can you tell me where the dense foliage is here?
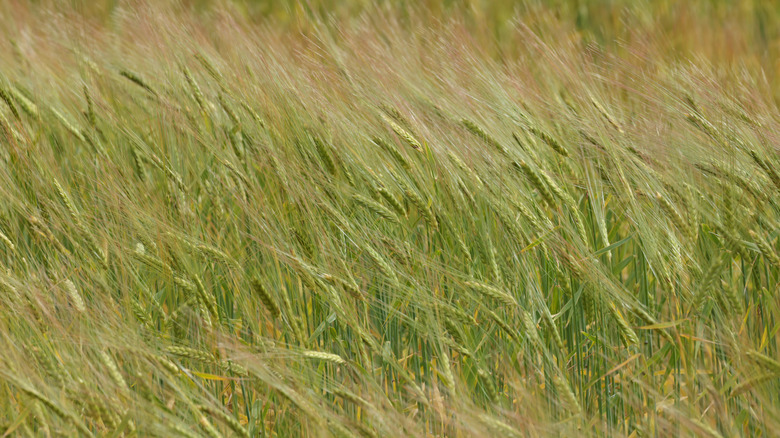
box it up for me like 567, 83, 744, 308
0, 1, 779, 436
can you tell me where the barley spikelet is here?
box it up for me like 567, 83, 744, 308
194, 276, 219, 321
0, 110, 22, 143
250, 278, 281, 318
291, 225, 315, 258
353, 194, 400, 224
686, 112, 721, 143
443, 302, 476, 327
478, 414, 522, 438
323, 273, 362, 300
98, 351, 128, 391
713, 223, 748, 260
457, 178, 478, 210
486, 308, 520, 342
200, 405, 250, 438
746, 350, 780, 375
541, 306, 564, 350
461, 118, 508, 156
332, 388, 371, 408
166, 345, 216, 363
132, 246, 172, 276
120, 69, 157, 96
515, 160, 555, 207
33, 347, 66, 387
629, 304, 674, 343
528, 126, 568, 157
53, 178, 79, 223
83, 85, 97, 127
313, 136, 337, 175
0, 87, 20, 120
131, 145, 147, 181
448, 150, 484, 186
399, 181, 437, 229
521, 312, 543, 349
553, 373, 582, 415
372, 136, 411, 170
444, 317, 468, 348
218, 93, 240, 125
239, 102, 266, 130
8, 379, 94, 438
364, 245, 399, 285
196, 243, 238, 268
465, 281, 517, 307
379, 103, 413, 130
31, 401, 51, 436
537, 167, 569, 203
0, 229, 14, 252
477, 368, 498, 402
289, 255, 321, 291
182, 66, 207, 112
590, 97, 624, 133
198, 414, 223, 438
731, 373, 776, 397
63, 279, 86, 313
303, 350, 346, 365
608, 302, 639, 346
171, 423, 201, 438
173, 275, 196, 292
509, 198, 543, 233
319, 200, 350, 230
491, 202, 525, 245
512, 131, 539, 162
656, 193, 693, 240
720, 284, 744, 316
377, 187, 406, 216
8, 85, 39, 118
749, 150, 780, 191
148, 152, 187, 191
455, 232, 472, 263
485, 240, 503, 284
195, 52, 226, 86
382, 114, 421, 150
750, 230, 780, 266
140, 351, 180, 375
51, 106, 85, 142
131, 299, 153, 327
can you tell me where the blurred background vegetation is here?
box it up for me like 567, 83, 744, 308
31, 0, 780, 99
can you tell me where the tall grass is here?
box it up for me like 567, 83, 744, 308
0, 1, 778, 436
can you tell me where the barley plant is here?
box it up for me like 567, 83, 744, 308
1, 1, 780, 436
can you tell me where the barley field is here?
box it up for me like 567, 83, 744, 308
1, 1, 779, 436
